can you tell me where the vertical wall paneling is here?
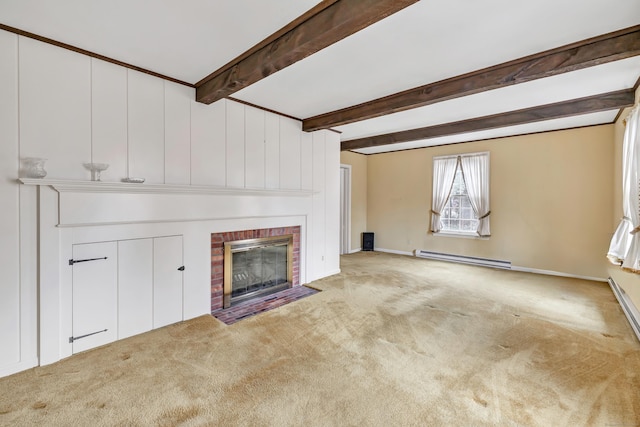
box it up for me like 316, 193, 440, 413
300, 131, 313, 191
279, 117, 302, 189
118, 239, 153, 339
164, 82, 193, 185
311, 132, 326, 280
39, 186, 62, 364
0, 30, 21, 368
226, 100, 245, 188
324, 131, 341, 274
91, 59, 127, 182
265, 111, 280, 189
17, 185, 38, 373
127, 69, 164, 183
19, 36, 91, 180
190, 99, 226, 186
245, 106, 266, 189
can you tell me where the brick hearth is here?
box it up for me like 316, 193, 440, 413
210, 226, 300, 311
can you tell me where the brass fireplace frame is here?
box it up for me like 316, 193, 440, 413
223, 234, 294, 308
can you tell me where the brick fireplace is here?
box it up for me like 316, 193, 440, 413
211, 226, 300, 311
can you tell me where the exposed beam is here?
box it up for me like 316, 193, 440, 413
341, 89, 635, 151
195, 0, 418, 104
307, 25, 640, 132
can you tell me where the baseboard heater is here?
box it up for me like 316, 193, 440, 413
608, 278, 640, 343
415, 250, 511, 270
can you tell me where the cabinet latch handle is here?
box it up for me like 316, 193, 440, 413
177, 266, 185, 271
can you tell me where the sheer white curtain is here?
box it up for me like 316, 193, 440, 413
460, 153, 491, 237
431, 156, 458, 233
607, 105, 639, 265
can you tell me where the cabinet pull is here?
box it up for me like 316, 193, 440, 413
177, 266, 185, 271
69, 257, 108, 266
69, 329, 107, 343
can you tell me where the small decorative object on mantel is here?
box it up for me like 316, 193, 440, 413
121, 177, 145, 184
83, 163, 109, 181
22, 157, 48, 178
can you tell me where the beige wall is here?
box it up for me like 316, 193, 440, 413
608, 85, 640, 310
366, 125, 615, 279
340, 151, 368, 252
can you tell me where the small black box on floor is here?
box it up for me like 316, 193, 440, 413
362, 232, 374, 251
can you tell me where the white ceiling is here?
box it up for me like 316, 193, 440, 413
1, 0, 638, 154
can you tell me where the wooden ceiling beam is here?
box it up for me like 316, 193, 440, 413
307, 25, 640, 132
195, 0, 418, 104
340, 89, 635, 151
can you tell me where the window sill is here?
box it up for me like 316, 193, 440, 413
433, 231, 489, 240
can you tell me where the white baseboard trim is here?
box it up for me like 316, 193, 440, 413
0, 357, 38, 379
608, 277, 640, 343
325, 269, 341, 276
348, 248, 362, 254
511, 265, 607, 282
374, 247, 414, 256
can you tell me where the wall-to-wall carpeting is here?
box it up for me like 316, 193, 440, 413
1, 252, 638, 426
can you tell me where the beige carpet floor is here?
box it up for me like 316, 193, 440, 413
1, 251, 639, 426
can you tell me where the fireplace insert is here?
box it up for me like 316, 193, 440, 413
223, 235, 293, 308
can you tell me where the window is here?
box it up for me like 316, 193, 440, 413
431, 152, 490, 237
441, 167, 478, 233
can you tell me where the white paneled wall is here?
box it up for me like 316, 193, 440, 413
280, 117, 302, 189
324, 132, 342, 274
19, 37, 91, 180
245, 106, 266, 188
311, 132, 327, 279
226, 100, 246, 188
301, 132, 313, 191
91, 59, 128, 182
0, 29, 340, 377
265, 112, 281, 189
0, 31, 24, 371
164, 82, 193, 185
127, 70, 165, 183
191, 100, 226, 186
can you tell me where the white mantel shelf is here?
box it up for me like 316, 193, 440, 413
19, 178, 316, 197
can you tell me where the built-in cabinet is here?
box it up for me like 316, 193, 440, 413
70, 236, 183, 354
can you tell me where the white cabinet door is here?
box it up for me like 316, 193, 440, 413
118, 239, 153, 339
153, 236, 184, 328
71, 242, 117, 354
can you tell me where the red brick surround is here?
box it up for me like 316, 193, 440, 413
211, 226, 301, 311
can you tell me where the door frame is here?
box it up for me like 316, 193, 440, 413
340, 164, 352, 255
